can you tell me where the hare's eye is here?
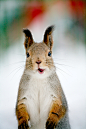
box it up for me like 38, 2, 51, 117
27, 53, 30, 58
48, 51, 51, 57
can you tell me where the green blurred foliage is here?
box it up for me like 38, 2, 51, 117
0, 1, 25, 51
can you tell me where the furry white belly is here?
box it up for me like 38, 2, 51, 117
25, 77, 54, 129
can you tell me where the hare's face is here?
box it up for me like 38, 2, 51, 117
23, 26, 55, 78
25, 43, 55, 78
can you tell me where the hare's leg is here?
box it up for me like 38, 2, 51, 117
16, 102, 30, 129
46, 99, 66, 129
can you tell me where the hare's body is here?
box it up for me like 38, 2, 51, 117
16, 26, 71, 129
18, 72, 70, 129
19, 74, 54, 129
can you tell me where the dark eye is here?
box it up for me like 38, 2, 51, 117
27, 52, 30, 58
48, 51, 52, 57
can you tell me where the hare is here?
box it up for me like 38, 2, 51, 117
16, 26, 71, 129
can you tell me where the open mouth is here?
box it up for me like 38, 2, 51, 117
38, 68, 44, 74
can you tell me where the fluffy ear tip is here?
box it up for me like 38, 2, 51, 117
23, 28, 28, 33
46, 25, 55, 34
49, 25, 55, 30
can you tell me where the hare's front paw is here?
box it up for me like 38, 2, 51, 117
18, 119, 31, 129
18, 121, 29, 129
46, 120, 56, 129
46, 113, 58, 129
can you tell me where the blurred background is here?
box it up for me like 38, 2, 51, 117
0, 0, 86, 129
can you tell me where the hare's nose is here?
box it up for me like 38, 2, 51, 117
36, 61, 41, 64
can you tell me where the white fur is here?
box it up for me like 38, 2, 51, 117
25, 65, 55, 79
22, 74, 56, 129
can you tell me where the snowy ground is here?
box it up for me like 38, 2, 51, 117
0, 15, 86, 129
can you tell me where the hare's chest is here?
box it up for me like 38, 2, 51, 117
26, 78, 53, 127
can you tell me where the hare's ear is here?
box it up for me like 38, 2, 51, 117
43, 25, 54, 51
23, 29, 33, 49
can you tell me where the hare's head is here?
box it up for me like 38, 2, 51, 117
23, 26, 55, 78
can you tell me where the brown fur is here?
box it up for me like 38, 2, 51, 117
46, 99, 66, 129
43, 25, 54, 50
24, 42, 55, 71
16, 103, 29, 126
23, 28, 33, 51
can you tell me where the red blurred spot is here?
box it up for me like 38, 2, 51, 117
69, 0, 85, 17
23, 2, 45, 27
31, 7, 43, 19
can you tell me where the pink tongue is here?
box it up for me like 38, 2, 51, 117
38, 68, 44, 73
